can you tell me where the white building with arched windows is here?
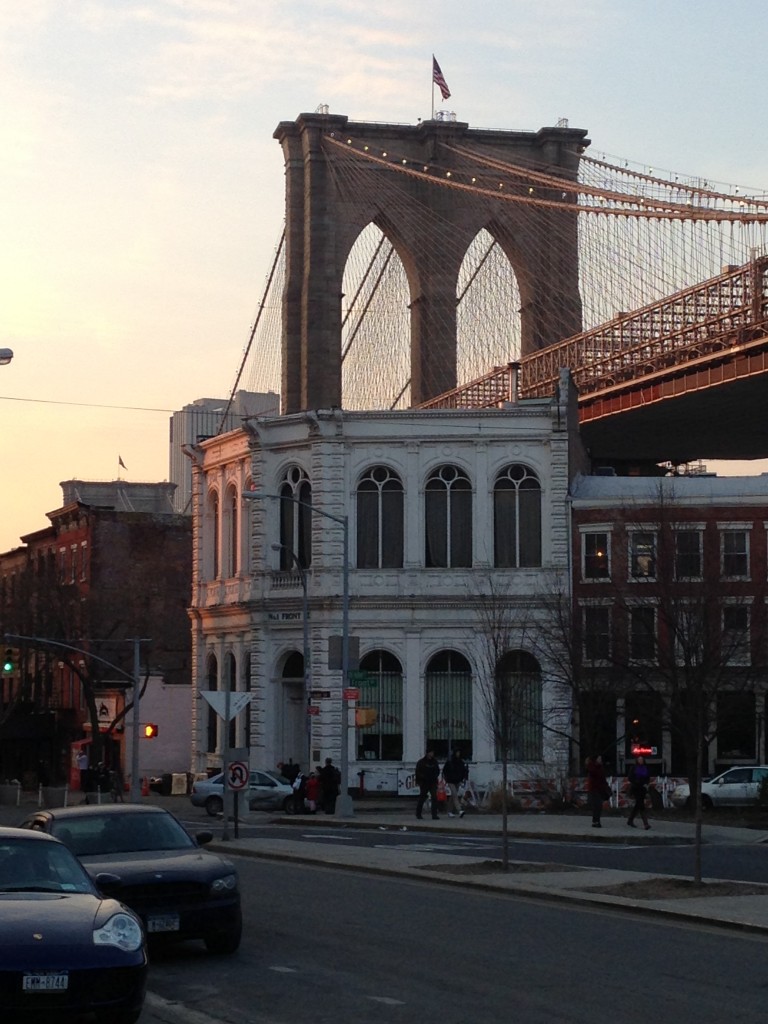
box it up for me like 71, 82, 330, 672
187, 369, 588, 792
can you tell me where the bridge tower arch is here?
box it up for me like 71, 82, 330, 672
274, 112, 589, 412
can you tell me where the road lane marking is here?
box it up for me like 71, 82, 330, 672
269, 966, 299, 973
369, 996, 406, 1005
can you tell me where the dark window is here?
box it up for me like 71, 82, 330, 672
629, 606, 656, 661
356, 467, 404, 569
674, 530, 702, 579
717, 692, 755, 759
206, 655, 218, 754
425, 466, 472, 568
583, 606, 611, 662
493, 465, 541, 568
722, 530, 748, 578
355, 650, 403, 761
425, 650, 472, 758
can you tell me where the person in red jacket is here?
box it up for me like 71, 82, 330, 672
305, 771, 321, 814
585, 755, 609, 828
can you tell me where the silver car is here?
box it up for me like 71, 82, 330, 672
190, 769, 293, 816
670, 766, 768, 810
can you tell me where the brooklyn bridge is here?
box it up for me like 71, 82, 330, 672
225, 111, 768, 467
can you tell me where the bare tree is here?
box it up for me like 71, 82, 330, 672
569, 482, 767, 884
473, 577, 543, 870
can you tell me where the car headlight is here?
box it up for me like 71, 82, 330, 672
93, 913, 144, 952
210, 873, 238, 894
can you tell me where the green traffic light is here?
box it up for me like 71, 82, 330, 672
2, 649, 13, 672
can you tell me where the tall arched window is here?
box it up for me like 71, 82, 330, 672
224, 652, 237, 748
356, 466, 404, 568
223, 486, 239, 578
206, 654, 218, 754
205, 489, 220, 580
279, 467, 312, 569
494, 464, 541, 568
356, 650, 403, 760
425, 650, 472, 758
244, 651, 252, 745
425, 466, 472, 568
495, 650, 542, 761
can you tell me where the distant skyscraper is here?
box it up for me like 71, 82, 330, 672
169, 391, 279, 514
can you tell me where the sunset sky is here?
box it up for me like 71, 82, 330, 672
2, 1, 768, 551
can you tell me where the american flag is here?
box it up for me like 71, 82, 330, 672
432, 56, 451, 101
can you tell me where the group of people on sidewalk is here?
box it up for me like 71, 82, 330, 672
414, 748, 471, 820
280, 758, 341, 815
585, 754, 652, 829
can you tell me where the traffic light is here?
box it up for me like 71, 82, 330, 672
143, 723, 159, 739
2, 649, 14, 673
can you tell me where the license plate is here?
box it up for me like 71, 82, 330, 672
23, 972, 69, 993
147, 913, 180, 933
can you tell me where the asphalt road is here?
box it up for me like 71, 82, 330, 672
175, 811, 768, 884
139, 856, 768, 1024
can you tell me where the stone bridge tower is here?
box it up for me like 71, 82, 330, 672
274, 112, 589, 413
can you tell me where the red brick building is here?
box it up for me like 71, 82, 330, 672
571, 473, 768, 778
0, 481, 191, 787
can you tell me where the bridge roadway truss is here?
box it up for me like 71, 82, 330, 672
419, 257, 768, 464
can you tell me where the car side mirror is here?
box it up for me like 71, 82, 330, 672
195, 831, 213, 846
95, 871, 123, 892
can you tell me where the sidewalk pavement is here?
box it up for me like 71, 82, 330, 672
4, 791, 768, 934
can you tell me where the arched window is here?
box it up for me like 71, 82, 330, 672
495, 650, 542, 761
206, 654, 218, 754
279, 468, 312, 569
204, 489, 220, 580
356, 466, 404, 569
425, 466, 472, 568
244, 651, 252, 745
425, 650, 472, 759
223, 486, 239, 578
224, 652, 237, 748
494, 464, 541, 568
356, 650, 403, 760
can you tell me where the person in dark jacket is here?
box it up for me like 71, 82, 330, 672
415, 750, 441, 820
626, 755, 651, 829
443, 749, 469, 817
319, 758, 341, 814
585, 755, 609, 828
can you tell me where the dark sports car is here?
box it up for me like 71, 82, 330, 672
22, 804, 242, 955
0, 826, 147, 1022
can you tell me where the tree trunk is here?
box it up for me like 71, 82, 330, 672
501, 758, 510, 871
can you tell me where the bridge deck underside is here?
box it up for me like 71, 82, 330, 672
580, 351, 768, 462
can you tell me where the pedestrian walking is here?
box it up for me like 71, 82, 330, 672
415, 749, 441, 820
626, 755, 651, 829
76, 749, 90, 792
585, 754, 610, 828
319, 758, 341, 814
443, 748, 469, 817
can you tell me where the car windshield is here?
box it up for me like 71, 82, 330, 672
0, 838, 94, 893
52, 811, 196, 856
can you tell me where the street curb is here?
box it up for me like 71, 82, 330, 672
210, 842, 768, 937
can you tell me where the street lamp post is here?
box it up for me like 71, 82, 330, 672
272, 543, 310, 764
244, 490, 354, 818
